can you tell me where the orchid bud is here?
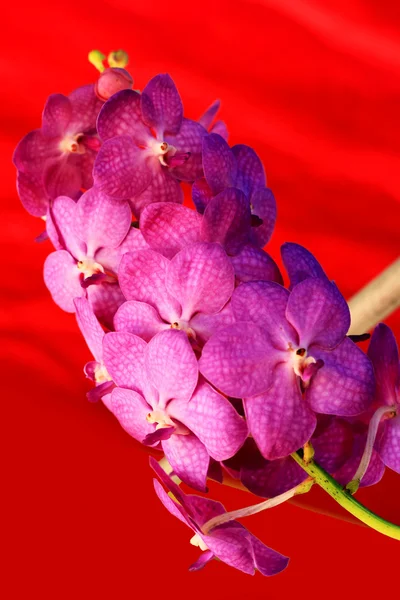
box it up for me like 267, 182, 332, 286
95, 67, 133, 101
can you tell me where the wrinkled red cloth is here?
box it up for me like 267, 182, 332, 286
2, 0, 400, 597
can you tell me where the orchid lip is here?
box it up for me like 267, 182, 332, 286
59, 133, 86, 154
77, 258, 105, 279
287, 344, 316, 378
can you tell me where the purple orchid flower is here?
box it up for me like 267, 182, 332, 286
151, 457, 289, 576
74, 297, 115, 405
367, 323, 400, 473
138, 201, 282, 284
13, 85, 103, 201
192, 133, 277, 248
102, 329, 248, 490
115, 242, 235, 344
44, 187, 147, 326
199, 277, 374, 460
93, 74, 207, 214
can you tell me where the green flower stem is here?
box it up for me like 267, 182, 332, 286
291, 451, 400, 541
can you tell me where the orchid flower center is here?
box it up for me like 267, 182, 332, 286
147, 138, 177, 166
59, 133, 86, 154
94, 362, 112, 384
289, 346, 316, 377
146, 410, 175, 430
189, 533, 209, 552
171, 320, 197, 340
77, 258, 105, 279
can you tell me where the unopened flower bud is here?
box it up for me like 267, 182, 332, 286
95, 67, 134, 101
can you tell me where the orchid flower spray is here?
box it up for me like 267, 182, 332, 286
13, 48, 400, 577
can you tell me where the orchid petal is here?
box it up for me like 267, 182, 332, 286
169, 379, 247, 461
202, 133, 236, 195
68, 84, 103, 133
74, 187, 131, 256
198, 99, 220, 129
43, 157, 83, 200
244, 362, 316, 460
42, 94, 72, 138
286, 278, 350, 349
74, 297, 104, 361
141, 74, 183, 136
93, 135, 152, 198
86, 283, 125, 329
17, 171, 49, 217
201, 525, 255, 575
110, 387, 154, 442
281, 242, 328, 288
166, 242, 235, 320
43, 250, 83, 312
379, 416, 400, 473
131, 166, 183, 218
114, 300, 168, 341
312, 417, 354, 473
232, 144, 266, 196
118, 250, 180, 322
190, 303, 235, 344
368, 323, 400, 406
307, 338, 374, 416
97, 89, 150, 143
201, 187, 251, 255
13, 130, 61, 174
146, 330, 198, 403
199, 322, 276, 398
232, 281, 297, 349
140, 202, 202, 259
249, 187, 277, 247
102, 331, 147, 393
166, 118, 207, 181
192, 177, 213, 213
231, 244, 283, 284
162, 433, 209, 491
153, 479, 191, 527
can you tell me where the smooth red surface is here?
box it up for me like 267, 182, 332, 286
2, 1, 400, 597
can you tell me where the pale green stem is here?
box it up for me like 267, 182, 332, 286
291, 451, 400, 541
201, 478, 313, 534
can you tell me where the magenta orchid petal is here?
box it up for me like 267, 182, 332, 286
140, 203, 202, 259
286, 278, 350, 350
42, 94, 72, 138
93, 135, 152, 198
379, 415, 400, 473
168, 379, 248, 461
210, 120, 229, 140
166, 118, 207, 181
162, 433, 209, 491
249, 187, 277, 247
198, 99, 220, 129
232, 144, 266, 196
199, 322, 276, 398
231, 244, 283, 284
232, 281, 297, 348
17, 171, 49, 217
145, 330, 198, 403
312, 417, 354, 473
95, 228, 149, 273
79, 147, 97, 190
97, 89, 150, 143
74, 297, 104, 362
192, 177, 213, 213
201, 187, 251, 255
141, 74, 183, 136
43, 157, 83, 200
13, 129, 61, 174
188, 551, 215, 572
281, 242, 328, 288
334, 433, 385, 488
86, 283, 125, 329
87, 381, 115, 403
68, 84, 103, 132
102, 331, 147, 393
249, 534, 289, 577
244, 362, 317, 460
143, 426, 175, 446
110, 387, 154, 442
114, 300, 168, 341
190, 304, 235, 344
202, 133, 237, 195
74, 188, 132, 255
131, 166, 183, 217
307, 337, 374, 416
166, 242, 235, 320
43, 250, 84, 312
118, 250, 180, 321
368, 323, 400, 406
153, 479, 191, 529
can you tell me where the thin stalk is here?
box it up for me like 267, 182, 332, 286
202, 478, 313, 534
291, 451, 400, 541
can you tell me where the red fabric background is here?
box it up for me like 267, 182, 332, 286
2, 1, 400, 597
